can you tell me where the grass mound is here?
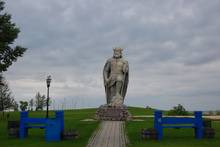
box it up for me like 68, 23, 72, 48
0, 107, 219, 147
0, 108, 99, 147
126, 107, 220, 147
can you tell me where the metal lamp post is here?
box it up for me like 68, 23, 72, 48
46, 75, 51, 118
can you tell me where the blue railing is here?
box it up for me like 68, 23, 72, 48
19, 111, 64, 142
154, 110, 203, 140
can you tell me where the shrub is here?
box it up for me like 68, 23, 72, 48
167, 104, 189, 116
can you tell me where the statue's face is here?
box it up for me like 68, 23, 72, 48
113, 50, 122, 58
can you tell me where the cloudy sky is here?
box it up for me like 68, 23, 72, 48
3, 0, 220, 110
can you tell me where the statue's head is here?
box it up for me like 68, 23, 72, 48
113, 47, 123, 58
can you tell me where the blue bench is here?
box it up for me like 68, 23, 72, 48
154, 110, 203, 140
19, 111, 64, 142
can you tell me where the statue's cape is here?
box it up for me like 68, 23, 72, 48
103, 60, 111, 104
103, 58, 129, 103
122, 70, 129, 100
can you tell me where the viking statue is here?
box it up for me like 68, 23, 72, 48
103, 47, 129, 106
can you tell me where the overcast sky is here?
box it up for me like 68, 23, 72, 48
3, 0, 220, 110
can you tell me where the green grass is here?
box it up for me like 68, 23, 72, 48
1, 107, 220, 147
128, 106, 154, 116
0, 108, 99, 147
126, 107, 220, 147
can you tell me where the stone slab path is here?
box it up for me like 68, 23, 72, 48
87, 121, 128, 147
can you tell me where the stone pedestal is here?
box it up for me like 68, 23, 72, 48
95, 105, 131, 121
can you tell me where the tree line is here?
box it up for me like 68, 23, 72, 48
0, 76, 49, 113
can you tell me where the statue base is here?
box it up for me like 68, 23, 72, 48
95, 104, 131, 121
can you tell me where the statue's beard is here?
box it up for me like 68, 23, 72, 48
113, 54, 122, 58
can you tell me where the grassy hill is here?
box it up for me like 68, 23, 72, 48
127, 107, 220, 147
127, 106, 154, 115
0, 107, 219, 147
0, 108, 98, 147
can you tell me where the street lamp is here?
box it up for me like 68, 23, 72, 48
46, 75, 51, 118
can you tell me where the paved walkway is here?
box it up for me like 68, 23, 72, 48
133, 115, 220, 120
87, 121, 128, 147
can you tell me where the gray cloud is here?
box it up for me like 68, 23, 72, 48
3, 0, 220, 110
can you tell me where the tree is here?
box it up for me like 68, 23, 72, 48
29, 98, 34, 111
12, 101, 18, 111
167, 104, 189, 116
19, 101, 28, 111
0, 75, 14, 116
0, 0, 27, 76
35, 92, 46, 111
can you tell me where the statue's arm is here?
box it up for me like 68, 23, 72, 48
123, 61, 129, 74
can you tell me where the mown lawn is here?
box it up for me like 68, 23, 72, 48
126, 107, 220, 147
0, 107, 219, 147
0, 109, 99, 147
